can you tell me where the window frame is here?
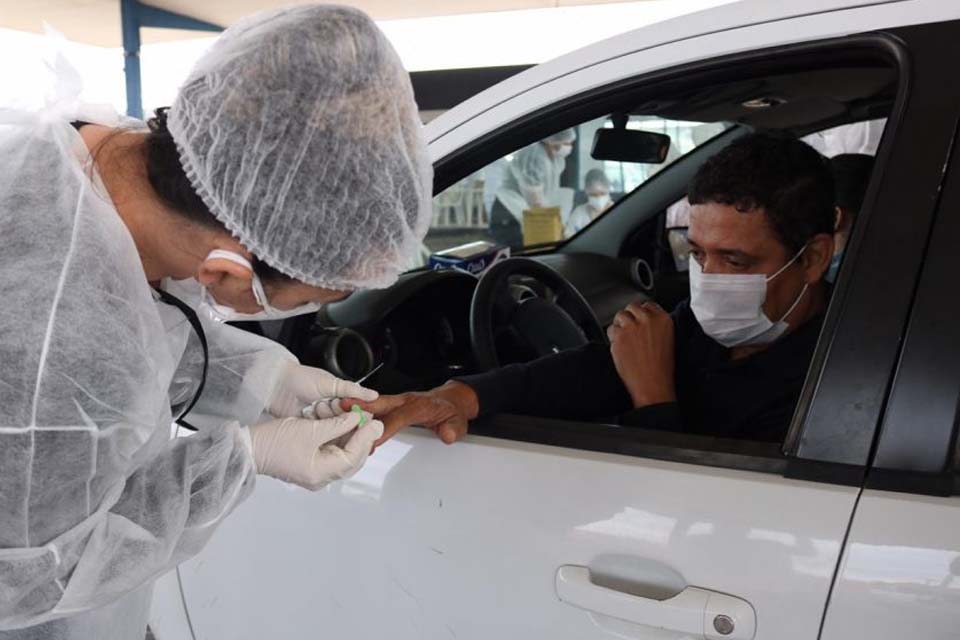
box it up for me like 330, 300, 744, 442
861, 115, 960, 497
784, 20, 960, 477
427, 30, 945, 481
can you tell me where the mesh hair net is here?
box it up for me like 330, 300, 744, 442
584, 168, 610, 189
0, 116, 293, 637
167, 5, 433, 290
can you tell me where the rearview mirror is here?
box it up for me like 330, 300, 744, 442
591, 128, 671, 164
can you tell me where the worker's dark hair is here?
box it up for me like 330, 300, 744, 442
830, 153, 874, 216
144, 107, 291, 282
688, 132, 835, 253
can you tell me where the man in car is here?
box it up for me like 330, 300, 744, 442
353, 133, 837, 445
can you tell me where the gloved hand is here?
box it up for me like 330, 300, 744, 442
268, 361, 378, 419
249, 411, 384, 491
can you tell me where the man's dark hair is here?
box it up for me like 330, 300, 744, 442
688, 132, 835, 253
831, 153, 874, 215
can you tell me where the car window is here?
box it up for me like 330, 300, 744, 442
419, 115, 729, 266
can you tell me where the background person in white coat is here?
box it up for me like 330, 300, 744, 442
490, 128, 576, 247
565, 168, 613, 236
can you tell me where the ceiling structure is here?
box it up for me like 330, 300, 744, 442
0, 0, 643, 46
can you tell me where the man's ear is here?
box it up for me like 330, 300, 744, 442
801, 233, 835, 284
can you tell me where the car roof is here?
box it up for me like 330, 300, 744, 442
424, 0, 942, 145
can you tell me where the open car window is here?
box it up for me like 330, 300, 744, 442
297, 35, 921, 469
418, 115, 730, 266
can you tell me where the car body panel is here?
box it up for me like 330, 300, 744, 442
820, 491, 960, 640
147, 570, 193, 640
179, 431, 858, 639
818, 85, 960, 639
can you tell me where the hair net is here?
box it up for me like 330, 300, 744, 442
584, 168, 610, 190
167, 5, 433, 290
546, 128, 576, 144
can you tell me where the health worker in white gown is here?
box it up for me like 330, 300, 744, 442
0, 5, 432, 639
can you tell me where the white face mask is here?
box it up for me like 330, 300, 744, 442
553, 144, 573, 159
588, 194, 611, 210
199, 250, 324, 323
689, 246, 809, 348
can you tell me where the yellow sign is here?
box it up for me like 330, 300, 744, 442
522, 207, 564, 245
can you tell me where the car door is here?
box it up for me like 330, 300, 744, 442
820, 93, 960, 640
168, 11, 960, 640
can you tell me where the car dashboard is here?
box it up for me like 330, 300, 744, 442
287, 252, 649, 394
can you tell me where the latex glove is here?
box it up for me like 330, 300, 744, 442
249, 412, 384, 491
268, 361, 378, 419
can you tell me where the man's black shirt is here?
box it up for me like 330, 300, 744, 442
457, 301, 823, 442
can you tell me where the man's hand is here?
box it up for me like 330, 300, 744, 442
607, 301, 677, 408
344, 381, 480, 449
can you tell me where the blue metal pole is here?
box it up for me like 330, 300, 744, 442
119, 0, 223, 119
120, 0, 142, 118
137, 4, 223, 31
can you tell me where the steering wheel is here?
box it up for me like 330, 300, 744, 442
470, 257, 606, 371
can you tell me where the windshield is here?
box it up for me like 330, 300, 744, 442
417, 114, 731, 267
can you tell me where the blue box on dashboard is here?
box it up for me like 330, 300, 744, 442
428, 241, 510, 276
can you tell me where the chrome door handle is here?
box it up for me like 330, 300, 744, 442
555, 565, 756, 640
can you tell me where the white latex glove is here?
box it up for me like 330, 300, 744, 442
268, 361, 378, 419
249, 411, 384, 491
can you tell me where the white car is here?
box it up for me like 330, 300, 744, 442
150, 1, 960, 638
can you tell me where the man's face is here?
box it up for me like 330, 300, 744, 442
688, 202, 823, 323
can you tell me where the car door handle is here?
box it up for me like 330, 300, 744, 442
555, 565, 756, 640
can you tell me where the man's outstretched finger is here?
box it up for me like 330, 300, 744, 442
340, 394, 404, 415
374, 409, 416, 447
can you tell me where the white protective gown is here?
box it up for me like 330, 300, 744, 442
495, 142, 572, 221
0, 116, 293, 638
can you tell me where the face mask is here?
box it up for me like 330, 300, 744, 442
553, 144, 573, 159
689, 246, 809, 348
825, 252, 842, 283
588, 194, 611, 210
199, 250, 324, 323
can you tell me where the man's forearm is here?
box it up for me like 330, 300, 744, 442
619, 402, 682, 430
455, 342, 633, 420
624, 378, 677, 409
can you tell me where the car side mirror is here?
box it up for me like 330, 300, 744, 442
591, 128, 671, 164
